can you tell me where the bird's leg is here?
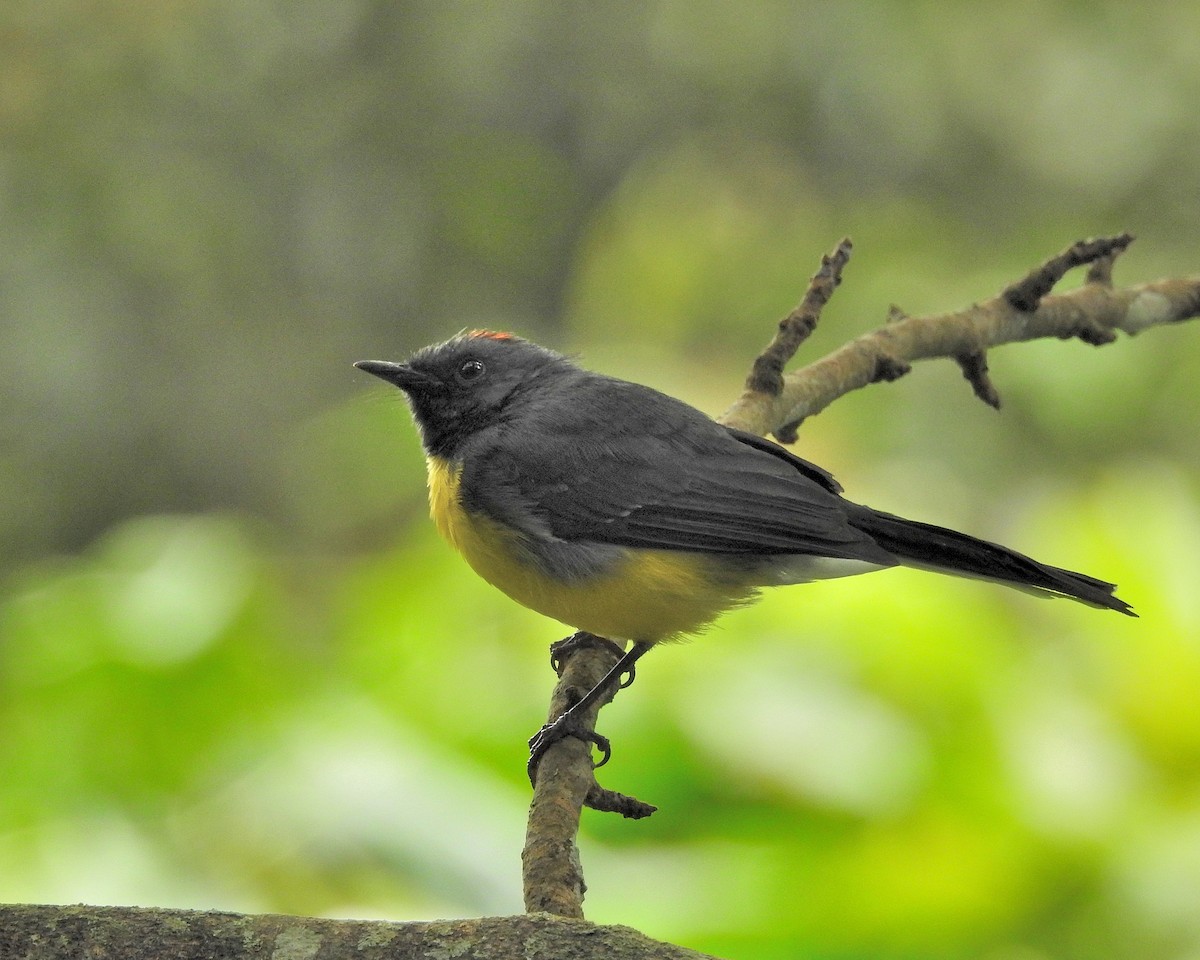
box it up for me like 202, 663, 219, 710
527, 639, 653, 785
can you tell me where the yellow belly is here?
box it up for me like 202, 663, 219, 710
426, 457, 751, 641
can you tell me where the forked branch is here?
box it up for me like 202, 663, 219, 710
722, 234, 1199, 440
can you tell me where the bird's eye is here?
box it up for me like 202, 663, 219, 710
457, 358, 486, 382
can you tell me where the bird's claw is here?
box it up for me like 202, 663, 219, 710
530, 638, 651, 787
548, 632, 625, 676
527, 714, 613, 785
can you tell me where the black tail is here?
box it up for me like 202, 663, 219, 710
847, 505, 1136, 616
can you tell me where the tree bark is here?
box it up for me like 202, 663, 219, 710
0, 903, 723, 960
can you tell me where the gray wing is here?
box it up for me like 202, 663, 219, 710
460, 386, 893, 564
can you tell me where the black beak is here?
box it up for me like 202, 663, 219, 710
353, 360, 439, 393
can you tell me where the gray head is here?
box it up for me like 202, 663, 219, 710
355, 331, 576, 458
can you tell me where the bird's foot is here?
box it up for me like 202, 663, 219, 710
529, 637, 652, 786
548, 632, 625, 676
527, 707, 613, 785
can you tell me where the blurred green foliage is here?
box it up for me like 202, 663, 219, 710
2, 1, 1200, 957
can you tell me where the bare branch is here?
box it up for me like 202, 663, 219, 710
722, 238, 1200, 436
0, 904, 717, 960
523, 634, 656, 918
746, 238, 853, 396
955, 350, 1002, 409
1002, 233, 1134, 311
585, 781, 658, 818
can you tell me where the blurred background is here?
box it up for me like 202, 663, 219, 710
2, 2, 1199, 957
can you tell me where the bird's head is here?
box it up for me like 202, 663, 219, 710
355, 331, 572, 458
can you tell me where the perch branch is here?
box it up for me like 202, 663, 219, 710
522, 635, 656, 918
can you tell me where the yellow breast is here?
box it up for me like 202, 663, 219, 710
425, 456, 754, 642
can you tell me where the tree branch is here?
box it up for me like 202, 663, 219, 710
721, 235, 1200, 439
0, 904, 718, 960
523, 633, 656, 918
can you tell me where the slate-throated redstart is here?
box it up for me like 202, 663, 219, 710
355, 331, 1133, 775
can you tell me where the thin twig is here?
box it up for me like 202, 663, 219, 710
522, 636, 626, 917
745, 237, 854, 397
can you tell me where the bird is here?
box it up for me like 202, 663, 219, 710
355, 330, 1134, 776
